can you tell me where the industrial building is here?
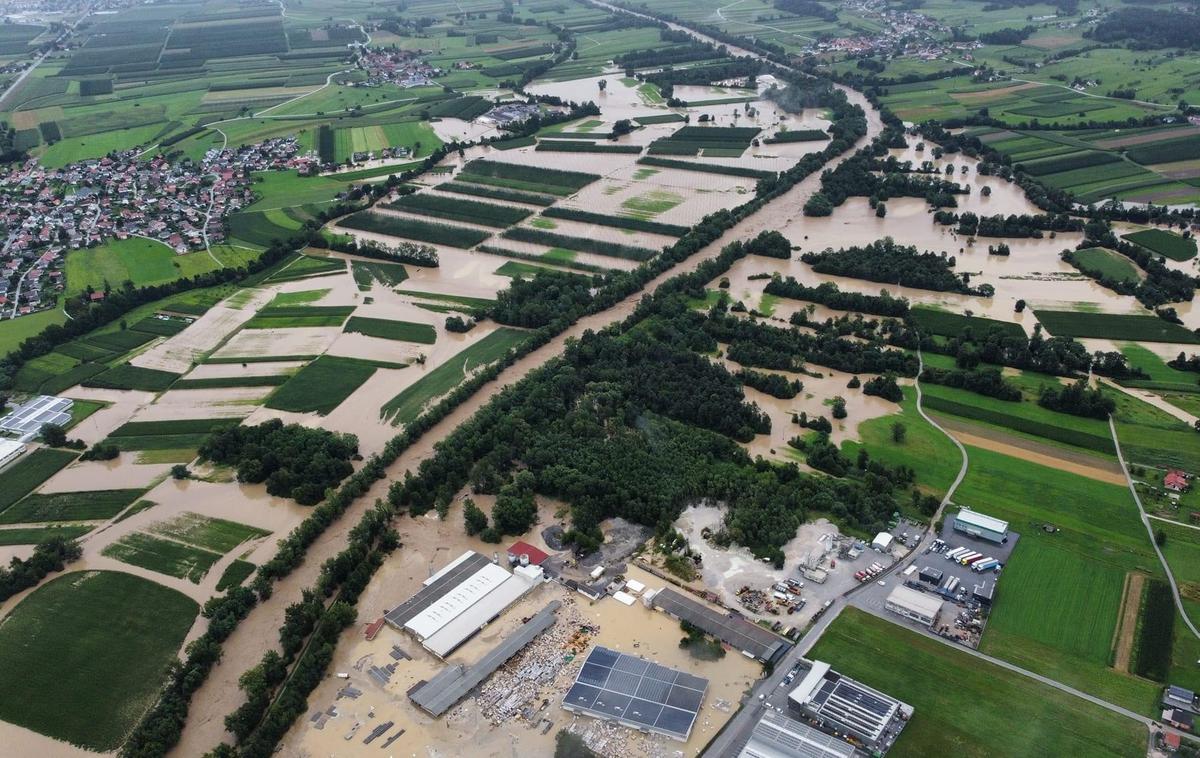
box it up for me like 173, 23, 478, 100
787, 660, 911, 754
384, 550, 545, 659
952, 508, 1009, 544
885, 585, 943, 627
647, 587, 789, 663
0, 439, 26, 471
739, 709, 856, 758
871, 532, 893, 552
408, 601, 559, 716
562, 645, 709, 742
0, 395, 73, 441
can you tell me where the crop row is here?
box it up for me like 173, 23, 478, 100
385, 193, 531, 228
339, 211, 491, 249
541, 207, 689, 236
534, 141, 642, 154
437, 181, 555, 206
636, 156, 776, 179
460, 159, 599, 192
501, 227, 656, 261
922, 394, 1114, 453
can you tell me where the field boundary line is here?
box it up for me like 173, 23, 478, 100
1109, 415, 1200, 640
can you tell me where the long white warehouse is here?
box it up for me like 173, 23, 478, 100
384, 550, 543, 658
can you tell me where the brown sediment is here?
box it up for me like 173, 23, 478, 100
1111, 571, 1146, 673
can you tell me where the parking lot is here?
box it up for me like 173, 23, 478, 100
850, 514, 1020, 648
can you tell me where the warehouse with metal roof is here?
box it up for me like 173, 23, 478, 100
788, 660, 911, 754
0, 395, 73, 441
884, 584, 944, 628
739, 709, 856, 758
408, 601, 560, 716
952, 508, 1009, 544
648, 587, 789, 663
384, 550, 545, 658
0, 439, 26, 471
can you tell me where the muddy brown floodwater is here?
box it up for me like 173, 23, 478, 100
166, 84, 886, 756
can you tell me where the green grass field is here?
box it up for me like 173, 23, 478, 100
64, 238, 254, 297
102, 532, 222, 583
0, 525, 92, 545
1069, 247, 1141, 284
808, 608, 1145, 758
265, 354, 382, 414
842, 386, 963, 499
1034, 310, 1200, 344
380, 327, 529, 425
351, 260, 409, 290
910, 307, 1026, 339
0, 308, 68, 357
84, 363, 181, 391
343, 316, 436, 343
0, 449, 78, 512
0, 571, 197, 750
0, 488, 144, 524
1117, 343, 1200, 393
243, 304, 355, 329
1123, 229, 1198, 261
215, 559, 256, 590
147, 511, 269, 553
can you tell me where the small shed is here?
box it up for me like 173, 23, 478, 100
872, 532, 894, 552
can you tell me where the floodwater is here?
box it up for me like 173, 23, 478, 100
134, 287, 274, 374
284, 515, 757, 758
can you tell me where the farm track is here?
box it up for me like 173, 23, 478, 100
1112, 571, 1145, 674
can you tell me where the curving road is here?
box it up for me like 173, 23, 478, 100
1110, 415, 1200, 640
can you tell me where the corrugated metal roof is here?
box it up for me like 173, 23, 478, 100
955, 508, 1008, 534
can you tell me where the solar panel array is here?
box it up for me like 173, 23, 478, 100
562, 646, 708, 741
0, 396, 73, 436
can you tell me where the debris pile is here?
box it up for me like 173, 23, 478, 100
474, 598, 596, 724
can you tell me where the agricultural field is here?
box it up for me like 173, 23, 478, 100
266, 354, 389, 414
1122, 229, 1198, 261
1067, 247, 1141, 285
0, 571, 197, 750
809, 609, 1146, 758
0, 449, 79, 513
1034, 310, 1200, 344
380, 327, 529, 425
343, 316, 436, 343
0, 488, 145, 524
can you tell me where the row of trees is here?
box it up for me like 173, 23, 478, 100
935, 211, 1083, 238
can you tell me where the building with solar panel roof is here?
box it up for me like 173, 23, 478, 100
561, 645, 709, 741
787, 660, 912, 754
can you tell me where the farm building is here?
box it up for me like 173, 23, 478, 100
787, 660, 911, 754
647, 587, 789, 663
739, 708, 856, 758
561, 645, 709, 741
871, 532, 893, 552
1165, 685, 1198, 713
0, 439, 26, 471
1165, 470, 1190, 493
506, 540, 549, 566
0, 395, 73, 441
884, 585, 943, 627
383, 550, 544, 659
952, 508, 1009, 544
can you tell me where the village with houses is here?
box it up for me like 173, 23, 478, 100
0, 137, 320, 319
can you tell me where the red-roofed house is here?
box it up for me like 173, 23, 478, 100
1166, 470, 1190, 493
506, 541, 549, 566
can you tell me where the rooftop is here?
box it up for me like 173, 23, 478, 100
955, 508, 1008, 534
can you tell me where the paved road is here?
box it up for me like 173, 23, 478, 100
1110, 415, 1200, 640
